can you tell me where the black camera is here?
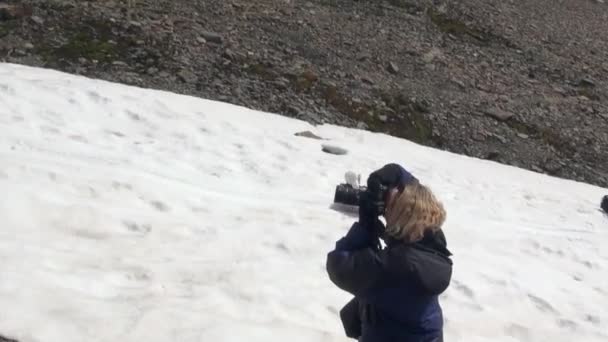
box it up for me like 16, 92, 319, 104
334, 183, 389, 215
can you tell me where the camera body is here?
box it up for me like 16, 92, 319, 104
334, 182, 389, 215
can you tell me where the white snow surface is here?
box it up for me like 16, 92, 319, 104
1, 63, 607, 342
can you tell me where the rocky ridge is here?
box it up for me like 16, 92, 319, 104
1, 0, 607, 187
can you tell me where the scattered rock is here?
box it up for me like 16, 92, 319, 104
378, 115, 388, 122
543, 160, 562, 173
112, 61, 128, 67
517, 133, 529, 139
553, 86, 567, 96
201, 31, 223, 44
30, 15, 44, 25
485, 108, 514, 121
295, 131, 324, 140
128, 20, 142, 28
472, 132, 486, 141
196, 36, 207, 44
485, 151, 500, 160
177, 69, 197, 84
491, 133, 508, 144
531, 165, 544, 173
222, 49, 235, 60
23, 42, 34, 50
421, 48, 442, 64
361, 76, 374, 85
579, 78, 596, 87
146, 67, 159, 75
322, 144, 348, 155
0, 3, 32, 21
452, 78, 466, 89
387, 62, 399, 74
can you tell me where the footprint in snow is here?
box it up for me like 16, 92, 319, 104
480, 274, 508, 287
452, 280, 475, 299
73, 228, 109, 241
199, 126, 212, 135
233, 143, 246, 154
541, 246, 565, 257
126, 110, 142, 122
556, 318, 578, 331
122, 220, 152, 234
504, 323, 529, 340
107, 130, 125, 138
191, 206, 210, 214
150, 200, 170, 212
271, 161, 288, 172
87, 90, 111, 104
69, 134, 88, 143
594, 287, 606, 295
153, 100, 171, 117
40, 125, 60, 134
172, 132, 187, 140
275, 242, 290, 253
575, 258, 598, 269
122, 265, 152, 283
0, 82, 15, 94
277, 139, 297, 151
584, 314, 601, 326
528, 294, 558, 314
112, 181, 133, 191
221, 121, 238, 133
571, 274, 584, 282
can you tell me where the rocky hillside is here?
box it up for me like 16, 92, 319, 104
2, 0, 607, 187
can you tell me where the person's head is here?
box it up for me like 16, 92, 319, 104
383, 180, 446, 243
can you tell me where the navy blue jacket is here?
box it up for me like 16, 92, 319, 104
326, 222, 453, 342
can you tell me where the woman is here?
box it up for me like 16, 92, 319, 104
326, 164, 452, 342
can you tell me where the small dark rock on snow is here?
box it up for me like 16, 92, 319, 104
295, 131, 324, 140
322, 144, 348, 155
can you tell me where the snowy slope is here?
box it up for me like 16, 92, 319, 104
0, 63, 607, 342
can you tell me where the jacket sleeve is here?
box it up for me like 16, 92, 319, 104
326, 223, 385, 296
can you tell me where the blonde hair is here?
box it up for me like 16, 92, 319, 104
384, 181, 446, 242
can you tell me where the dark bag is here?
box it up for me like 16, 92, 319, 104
339, 297, 362, 339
